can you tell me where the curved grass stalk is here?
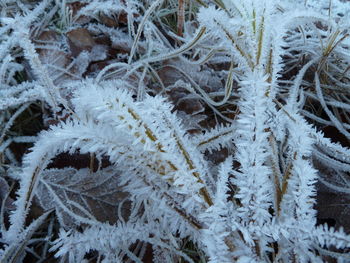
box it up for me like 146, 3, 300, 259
137, 27, 206, 65
97, 27, 206, 83
128, 0, 164, 64
315, 72, 350, 139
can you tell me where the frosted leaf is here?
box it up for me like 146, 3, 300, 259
0, 177, 14, 213
36, 167, 129, 227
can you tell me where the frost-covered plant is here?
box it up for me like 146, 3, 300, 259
2, 0, 350, 262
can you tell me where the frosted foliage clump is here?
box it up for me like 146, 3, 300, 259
1, 0, 350, 262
